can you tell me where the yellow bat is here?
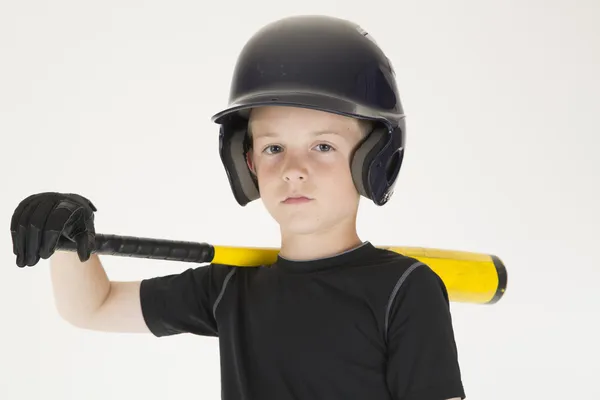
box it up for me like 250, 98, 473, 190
58, 234, 507, 305
212, 244, 507, 304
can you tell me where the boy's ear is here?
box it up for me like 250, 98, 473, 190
246, 150, 256, 175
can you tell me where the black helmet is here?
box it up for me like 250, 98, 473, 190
212, 15, 406, 206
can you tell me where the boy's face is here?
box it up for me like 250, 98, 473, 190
247, 106, 365, 237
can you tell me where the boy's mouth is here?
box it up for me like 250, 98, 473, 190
282, 196, 313, 204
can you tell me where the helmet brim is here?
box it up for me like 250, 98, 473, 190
211, 90, 403, 130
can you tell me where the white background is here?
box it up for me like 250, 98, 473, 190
1, 1, 598, 399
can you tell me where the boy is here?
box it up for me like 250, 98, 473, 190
11, 15, 465, 400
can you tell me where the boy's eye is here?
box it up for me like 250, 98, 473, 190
263, 145, 282, 154
315, 144, 334, 152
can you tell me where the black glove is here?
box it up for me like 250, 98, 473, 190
10, 192, 97, 267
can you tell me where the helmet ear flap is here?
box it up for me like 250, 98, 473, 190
350, 123, 405, 206
219, 124, 260, 206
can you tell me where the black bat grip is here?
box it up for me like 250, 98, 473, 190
56, 234, 215, 264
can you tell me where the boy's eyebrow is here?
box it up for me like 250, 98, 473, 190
252, 130, 343, 139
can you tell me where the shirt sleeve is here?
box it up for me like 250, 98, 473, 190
385, 263, 466, 400
139, 264, 235, 337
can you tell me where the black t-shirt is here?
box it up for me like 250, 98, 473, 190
140, 241, 466, 400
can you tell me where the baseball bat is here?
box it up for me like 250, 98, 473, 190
57, 233, 507, 305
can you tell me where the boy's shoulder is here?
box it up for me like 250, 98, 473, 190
366, 246, 435, 275
363, 246, 449, 299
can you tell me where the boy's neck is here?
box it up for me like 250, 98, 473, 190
278, 222, 363, 261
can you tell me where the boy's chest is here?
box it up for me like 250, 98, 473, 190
215, 270, 392, 370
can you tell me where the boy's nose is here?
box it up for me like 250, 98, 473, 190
282, 164, 307, 181
281, 155, 308, 182
283, 171, 306, 181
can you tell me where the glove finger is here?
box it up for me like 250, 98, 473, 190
14, 225, 28, 267
75, 231, 95, 262
24, 228, 41, 267
25, 196, 61, 266
40, 230, 62, 260
10, 193, 47, 233
14, 197, 45, 267
76, 210, 96, 262
39, 201, 82, 257
11, 194, 37, 257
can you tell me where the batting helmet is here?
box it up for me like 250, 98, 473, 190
212, 15, 406, 206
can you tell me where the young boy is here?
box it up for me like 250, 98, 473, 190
11, 15, 465, 400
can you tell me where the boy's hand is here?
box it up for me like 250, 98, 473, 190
10, 192, 97, 267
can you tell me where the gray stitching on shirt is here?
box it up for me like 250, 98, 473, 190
213, 268, 237, 320
384, 261, 425, 344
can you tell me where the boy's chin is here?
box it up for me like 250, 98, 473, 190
275, 215, 325, 237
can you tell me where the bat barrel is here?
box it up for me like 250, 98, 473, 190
384, 246, 507, 305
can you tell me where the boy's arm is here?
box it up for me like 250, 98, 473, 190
50, 251, 150, 333
50, 251, 229, 337
384, 263, 466, 400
